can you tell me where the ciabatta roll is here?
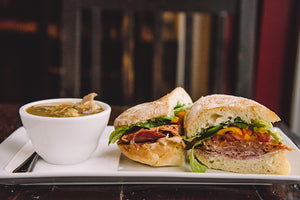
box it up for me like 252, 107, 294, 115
109, 87, 192, 166
184, 94, 292, 175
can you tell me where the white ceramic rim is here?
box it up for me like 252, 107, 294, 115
19, 98, 111, 121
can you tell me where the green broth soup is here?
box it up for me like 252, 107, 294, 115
26, 102, 104, 117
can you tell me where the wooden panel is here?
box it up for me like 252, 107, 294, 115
61, 0, 81, 97
235, 0, 258, 98
211, 12, 229, 94
190, 13, 212, 100
121, 12, 135, 104
81, 0, 238, 13
176, 13, 186, 88
90, 7, 102, 97
60, 0, 259, 105
183, 12, 193, 92
152, 12, 164, 99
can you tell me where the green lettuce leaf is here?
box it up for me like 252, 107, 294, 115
135, 115, 174, 128
182, 124, 224, 143
173, 103, 192, 114
108, 126, 130, 145
232, 117, 250, 129
252, 120, 282, 142
206, 124, 224, 135
189, 140, 207, 173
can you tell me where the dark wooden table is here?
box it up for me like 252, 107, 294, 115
0, 104, 300, 200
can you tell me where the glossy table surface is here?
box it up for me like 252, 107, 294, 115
0, 103, 300, 200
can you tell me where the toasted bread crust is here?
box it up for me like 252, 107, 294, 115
117, 136, 186, 166
114, 87, 192, 129
184, 94, 280, 137
194, 149, 290, 175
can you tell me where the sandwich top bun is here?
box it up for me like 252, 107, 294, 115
114, 87, 193, 129
184, 94, 280, 138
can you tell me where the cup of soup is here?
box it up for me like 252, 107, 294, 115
19, 95, 111, 165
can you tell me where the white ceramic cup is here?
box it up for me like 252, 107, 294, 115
19, 98, 111, 165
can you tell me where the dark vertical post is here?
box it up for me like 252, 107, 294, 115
211, 12, 228, 94
184, 12, 193, 93
236, 0, 258, 98
90, 7, 102, 97
152, 12, 164, 99
61, 0, 81, 97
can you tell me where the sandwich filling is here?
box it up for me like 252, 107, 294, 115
184, 117, 292, 173
118, 124, 182, 146
108, 103, 191, 146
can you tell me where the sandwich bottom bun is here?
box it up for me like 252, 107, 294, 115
117, 136, 186, 167
194, 149, 290, 175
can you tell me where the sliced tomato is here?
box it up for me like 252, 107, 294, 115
256, 132, 272, 142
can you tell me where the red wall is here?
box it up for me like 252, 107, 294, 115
255, 0, 295, 120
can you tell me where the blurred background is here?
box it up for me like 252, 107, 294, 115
0, 0, 299, 130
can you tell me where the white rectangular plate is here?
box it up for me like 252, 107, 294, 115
0, 126, 300, 185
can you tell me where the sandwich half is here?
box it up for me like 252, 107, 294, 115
109, 87, 192, 166
184, 94, 292, 175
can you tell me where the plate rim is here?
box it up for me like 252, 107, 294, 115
1, 126, 300, 185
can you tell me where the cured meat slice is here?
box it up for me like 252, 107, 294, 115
199, 140, 292, 160
119, 124, 182, 145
